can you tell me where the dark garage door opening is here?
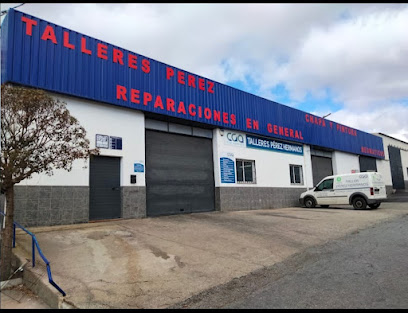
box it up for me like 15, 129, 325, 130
145, 130, 215, 217
359, 155, 377, 172
311, 155, 333, 186
388, 146, 405, 190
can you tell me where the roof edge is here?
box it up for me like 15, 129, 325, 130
374, 132, 408, 145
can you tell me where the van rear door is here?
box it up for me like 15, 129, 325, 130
371, 172, 387, 199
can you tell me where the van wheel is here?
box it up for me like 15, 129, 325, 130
352, 197, 367, 210
304, 197, 316, 208
321, 205, 329, 208
369, 202, 381, 209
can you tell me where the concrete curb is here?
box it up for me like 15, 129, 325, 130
11, 245, 74, 309
0, 278, 23, 290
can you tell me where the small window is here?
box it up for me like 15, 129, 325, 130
316, 179, 334, 191
290, 165, 303, 185
236, 159, 256, 183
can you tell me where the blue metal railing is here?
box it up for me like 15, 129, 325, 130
0, 211, 66, 296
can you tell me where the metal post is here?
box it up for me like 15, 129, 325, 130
12, 223, 16, 247
2, 197, 6, 229
32, 237, 35, 267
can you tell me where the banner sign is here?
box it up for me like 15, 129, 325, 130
246, 134, 304, 155
1, 9, 385, 159
220, 153, 236, 184
224, 131, 246, 147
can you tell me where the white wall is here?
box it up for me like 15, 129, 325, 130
332, 151, 360, 175
18, 94, 146, 187
17, 93, 405, 192
374, 133, 408, 160
331, 149, 394, 186
376, 159, 393, 186
402, 150, 408, 181
303, 145, 314, 188
213, 129, 313, 188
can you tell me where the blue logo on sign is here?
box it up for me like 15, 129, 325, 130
227, 132, 244, 143
134, 163, 144, 173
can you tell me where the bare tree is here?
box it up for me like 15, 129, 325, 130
0, 84, 95, 280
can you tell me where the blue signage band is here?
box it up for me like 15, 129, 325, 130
246, 135, 304, 155
1, 9, 385, 159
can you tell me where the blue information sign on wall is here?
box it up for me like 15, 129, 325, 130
246, 135, 303, 155
134, 163, 144, 173
220, 157, 236, 183
110, 136, 122, 150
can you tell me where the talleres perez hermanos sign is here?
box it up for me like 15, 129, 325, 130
1, 9, 385, 159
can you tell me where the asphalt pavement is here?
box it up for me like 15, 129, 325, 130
9, 201, 408, 309
172, 211, 408, 309
384, 189, 408, 203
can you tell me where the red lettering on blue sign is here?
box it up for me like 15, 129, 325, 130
305, 114, 326, 127
305, 113, 357, 137
97, 43, 108, 60
81, 37, 92, 55
141, 59, 150, 73
166, 66, 215, 95
361, 146, 384, 157
21, 16, 150, 73
21, 16, 37, 36
41, 25, 57, 44
113, 48, 124, 65
116, 84, 233, 126
63, 31, 75, 50
267, 123, 304, 140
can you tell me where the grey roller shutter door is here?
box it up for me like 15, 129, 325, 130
311, 155, 333, 186
359, 155, 377, 172
145, 130, 215, 217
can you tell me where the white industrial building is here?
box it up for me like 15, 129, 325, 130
1, 9, 407, 227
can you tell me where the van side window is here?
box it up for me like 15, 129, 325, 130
316, 179, 334, 191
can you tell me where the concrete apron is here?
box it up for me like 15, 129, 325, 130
11, 203, 408, 309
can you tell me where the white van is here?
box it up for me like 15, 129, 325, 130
299, 172, 387, 209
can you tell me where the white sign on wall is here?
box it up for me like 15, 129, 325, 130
96, 134, 109, 148
223, 131, 246, 147
96, 134, 122, 150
